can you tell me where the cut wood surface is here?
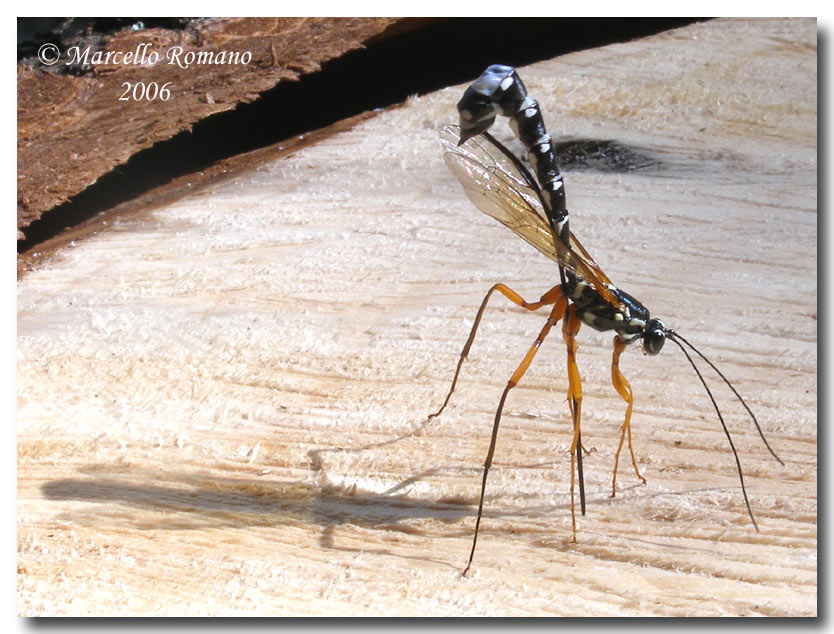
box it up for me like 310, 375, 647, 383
17, 18, 817, 616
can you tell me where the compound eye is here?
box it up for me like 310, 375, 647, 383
643, 319, 666, 355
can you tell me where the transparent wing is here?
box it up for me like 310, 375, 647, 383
569, 232, 615, 290
439, 124, 617, 305
440, 125, 562, 265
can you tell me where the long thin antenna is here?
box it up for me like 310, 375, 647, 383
670, 331, 783, 466
667, 334, 759, 531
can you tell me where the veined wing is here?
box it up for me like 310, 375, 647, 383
439, 124, 617, 306
569, 232, 615, 290
440, 125, 561, 265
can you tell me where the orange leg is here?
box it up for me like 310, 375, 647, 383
562, 305, 584, 541
430, 283, 564, 420
462, 291, 568, 577
609, 336, 646, 498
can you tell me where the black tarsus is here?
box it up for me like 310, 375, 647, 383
575, 411, 586, 516
667, 333, 759, 531
462, 384, 512, 577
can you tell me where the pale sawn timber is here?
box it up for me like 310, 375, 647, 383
18, 18, 816, 616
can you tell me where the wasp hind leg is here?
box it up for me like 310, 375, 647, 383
609, 336, 647, 498
562, 304, 587, 542
430, 283, 563, 420
462, 292, 568, 577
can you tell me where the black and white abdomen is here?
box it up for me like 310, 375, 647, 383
456, 64, 568, 241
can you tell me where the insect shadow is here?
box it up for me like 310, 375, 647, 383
37, 448, 477, 569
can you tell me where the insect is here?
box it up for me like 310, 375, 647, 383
434, 65, 783, 576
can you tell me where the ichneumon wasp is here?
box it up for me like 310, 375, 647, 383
432, 65, 783, 576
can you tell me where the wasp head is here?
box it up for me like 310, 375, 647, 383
642, 318, 667, 355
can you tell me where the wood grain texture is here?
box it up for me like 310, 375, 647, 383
17, 18, 816, 616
